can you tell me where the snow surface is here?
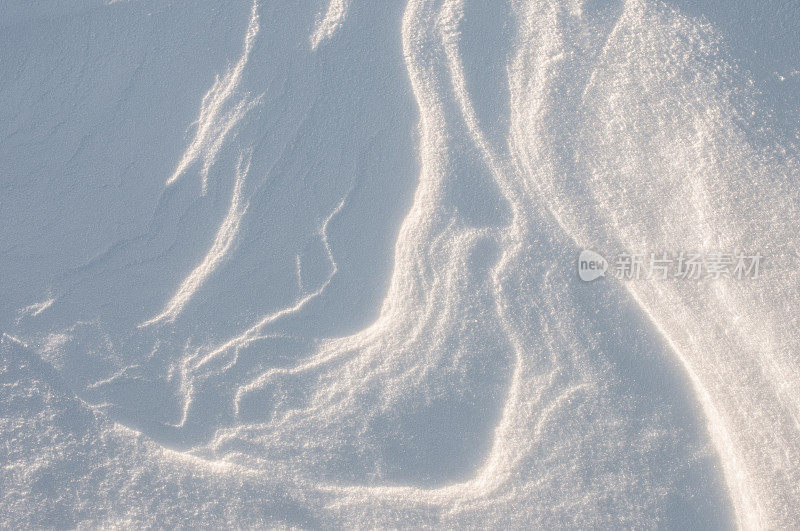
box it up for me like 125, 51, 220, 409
2, 0, 799, 527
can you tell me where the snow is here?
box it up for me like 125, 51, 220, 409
2, 0, 799, 527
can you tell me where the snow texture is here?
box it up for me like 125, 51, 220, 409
2, 0, 800, 527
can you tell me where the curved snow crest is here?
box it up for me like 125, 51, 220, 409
310, 0, 350, 50
140, 150, 253, 328
206, 0, 614, 509
506, 0, 800, 527
166, 0, 261, 194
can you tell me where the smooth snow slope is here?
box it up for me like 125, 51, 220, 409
2, 0, 799, 527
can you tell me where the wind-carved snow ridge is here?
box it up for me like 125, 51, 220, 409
170, 190, 351, 429
208, 0, 607, 511
166, 0, 261, 194
196, 191, 347, 366
294, 254, 304, 294
505, 0, 800, 527
310, 0, 349, 50
140, 150, 253, 328
15, 297, 55, 324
